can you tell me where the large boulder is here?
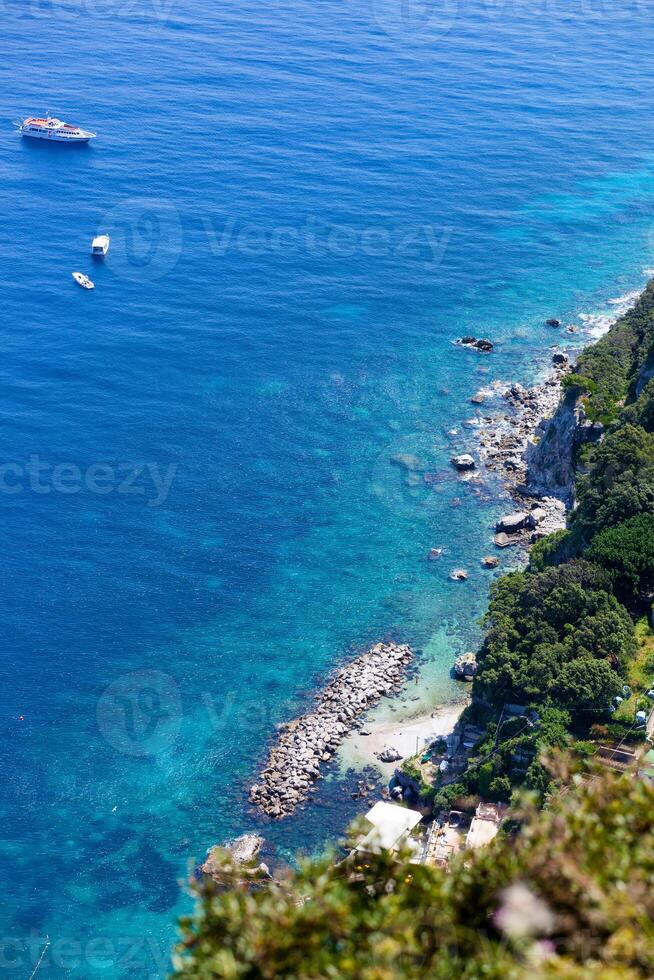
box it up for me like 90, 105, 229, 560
451, 454, 476, 471
527, 507, 547, 528
201, 834, 271, 886
496, 512, 529, 534
458, 336, 494, 352
454, 652, 478, 680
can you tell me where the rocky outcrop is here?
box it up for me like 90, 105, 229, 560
475, 369, 568, 488
525, 394, 602, 504
454, 652, 478, 680
201, 834, 271, 886
496, 512, 530, 534
248, 642, 413, 819
635, 355, 654, 397
458, 336, 494, 352
451, 453, 476, 471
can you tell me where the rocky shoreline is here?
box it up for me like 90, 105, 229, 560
248, 642, 413, 819
468, 356, 573, 543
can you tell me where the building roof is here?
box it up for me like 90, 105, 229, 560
466, 817, 500, 849
356, 801, 423, 853
465, 802, 507, 850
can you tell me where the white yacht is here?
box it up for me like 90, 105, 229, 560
19, 115, 96, 142
72, 272, 94, 290
91, 234, 110, 257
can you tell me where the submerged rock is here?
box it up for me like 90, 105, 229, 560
546, 318, 561, 328
482, 555, 500, 568
391, 453, 425, 472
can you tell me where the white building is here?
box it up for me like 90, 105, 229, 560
355, 801, 423, 856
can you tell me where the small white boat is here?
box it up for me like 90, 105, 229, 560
18, 115, 96, 143
91, 234, 110, 257
72, 272, 94, 290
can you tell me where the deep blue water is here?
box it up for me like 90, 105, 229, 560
2, 0, 654, 975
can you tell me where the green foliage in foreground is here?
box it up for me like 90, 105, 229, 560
173, 770, 654, 979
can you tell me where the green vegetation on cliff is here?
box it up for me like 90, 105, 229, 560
466, 282, 654, 804
574, 278, 654, 424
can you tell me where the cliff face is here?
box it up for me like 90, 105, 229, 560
525, 394, 603, 505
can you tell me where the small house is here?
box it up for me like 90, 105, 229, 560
355, 801, 423, 856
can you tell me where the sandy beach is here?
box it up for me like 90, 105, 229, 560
337, 698, 467, 777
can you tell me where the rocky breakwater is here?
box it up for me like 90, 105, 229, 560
248, 642, 413, 819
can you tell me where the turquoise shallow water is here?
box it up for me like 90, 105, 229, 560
2, 1, 654, 975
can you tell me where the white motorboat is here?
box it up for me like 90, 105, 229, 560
72, 272, 94, 290
91, 234, 110, 257
19, 115, 96, 143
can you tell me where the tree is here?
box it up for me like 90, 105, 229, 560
488, 775, 512, 802
554, 657, 621, 713
573, 424, 654, 539
587, 512, 654, 605
476, 561, 631, 708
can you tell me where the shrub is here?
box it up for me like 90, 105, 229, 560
587, 512, 654, 605
561, 373, 597, 396
574, 423, 654, 539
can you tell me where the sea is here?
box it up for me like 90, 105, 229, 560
2, 0, 654, 976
